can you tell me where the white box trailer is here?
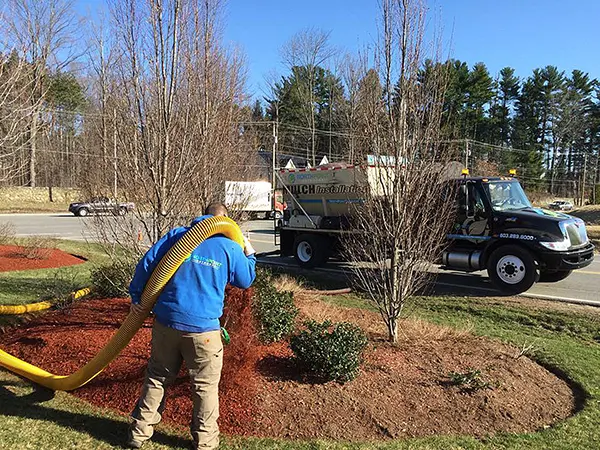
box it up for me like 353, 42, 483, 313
225, 181, 273, 220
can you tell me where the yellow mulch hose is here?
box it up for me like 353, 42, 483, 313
0, 216, 244, 391
0, 288, 92, 315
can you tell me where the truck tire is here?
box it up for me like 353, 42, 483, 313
539, 270, 572, 283
293, 234, 329, 268
487, 245, 538, 294
76, 207, 89, 217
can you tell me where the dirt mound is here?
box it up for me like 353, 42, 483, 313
0, 245, 84, 272
0, 291, 577, 441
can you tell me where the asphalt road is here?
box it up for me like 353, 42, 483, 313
2, 213, 599, 304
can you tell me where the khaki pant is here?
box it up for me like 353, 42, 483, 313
130, 321, 223, 449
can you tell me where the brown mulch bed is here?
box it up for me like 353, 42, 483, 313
0, 245, 84, 272
0, 290, 577, 441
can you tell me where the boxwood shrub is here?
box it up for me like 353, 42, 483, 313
290, 320, 368, 383
252, 270, 298, 343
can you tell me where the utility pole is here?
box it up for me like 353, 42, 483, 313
272, 121, 277, 185
272, 120, 279, 246
580, 152, 588, 206
113, 108, 118, 199
328, 78, 333, 161
464, 139, 470, 170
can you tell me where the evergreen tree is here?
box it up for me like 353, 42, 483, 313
267, 65, 345, 163
251, 99, 264, 122
489, 67, 519, 146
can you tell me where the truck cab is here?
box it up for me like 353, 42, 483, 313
445, 175, 594, 293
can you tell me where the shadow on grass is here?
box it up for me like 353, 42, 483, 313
0, 382, 188, 449
0, 270, 87, 304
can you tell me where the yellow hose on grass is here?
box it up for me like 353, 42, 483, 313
0, 216, 243, 391
0, 288, 92, 315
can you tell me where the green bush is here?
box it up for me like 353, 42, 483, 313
253, 269, 298, 343
290, 320, 368, 383
90, 258, 137, 298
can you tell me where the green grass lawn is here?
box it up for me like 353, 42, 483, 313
0, 239, 106, 307
2, 252, 600, 448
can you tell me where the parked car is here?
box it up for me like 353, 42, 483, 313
68, 197, 135, 217
548, 200, 573, 211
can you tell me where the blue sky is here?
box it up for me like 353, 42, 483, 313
78, 0, 600, 98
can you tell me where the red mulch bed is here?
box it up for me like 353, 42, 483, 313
0, 245, 84, 272
0, 289, 578, 441
0, 287, 260, 436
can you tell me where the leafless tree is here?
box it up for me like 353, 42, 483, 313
2, 0, 81, 187
91, 0, 250, 244
281, 27, 335, 166
343, 0, 455, 343
0, 48, 35, 183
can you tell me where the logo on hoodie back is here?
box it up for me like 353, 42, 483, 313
184, 254, 223, 270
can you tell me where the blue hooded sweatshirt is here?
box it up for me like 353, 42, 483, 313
129, 215, 256, 333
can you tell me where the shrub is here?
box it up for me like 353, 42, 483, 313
290, 320, 368, 383
447, 368, 492, 392
90, 258, 137, 298
253, 269, 298, 343
43, 269, 88, 309
14, 236, 53, 260
0, 221, 15, 245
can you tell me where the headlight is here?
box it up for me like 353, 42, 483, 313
540, 237, 571, 252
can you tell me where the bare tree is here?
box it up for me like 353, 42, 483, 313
281, 27, 334, 166
0, 49, 36, 183
338, 51, 370, 162
3, 0, 81, 187
95, 0, 249, 243
344, 0, 454, 343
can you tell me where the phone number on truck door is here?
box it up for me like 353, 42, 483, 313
498, 233, 535, 240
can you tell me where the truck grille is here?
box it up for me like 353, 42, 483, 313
563, 219, 588, 249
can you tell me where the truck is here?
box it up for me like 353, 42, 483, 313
276, 163, 595, 294
224, 181, 284, 221
68, 197, 135, 217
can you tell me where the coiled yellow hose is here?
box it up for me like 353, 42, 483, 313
0, 288, 91, 315
0, 216, 243, 391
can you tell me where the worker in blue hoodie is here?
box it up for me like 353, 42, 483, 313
127, 202, 256, 450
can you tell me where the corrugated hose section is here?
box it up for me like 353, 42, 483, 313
0, 216, 244, 391
0, 288, 92, 315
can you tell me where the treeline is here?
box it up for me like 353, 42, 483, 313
1, 0, 599, 203
253, 57, 599, 198
0, 0, 258, 239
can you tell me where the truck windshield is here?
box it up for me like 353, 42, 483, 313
485, 181, 532, 211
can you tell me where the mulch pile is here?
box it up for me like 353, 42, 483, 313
0, 245, 84, 272
0, 289, 578, 441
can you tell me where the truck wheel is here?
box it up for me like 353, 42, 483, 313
539, 270, 572, 283
77, 207, 89, 217
293, 234, 328, 268
487, 245, 538, 294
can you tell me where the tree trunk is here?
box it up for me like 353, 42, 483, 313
387, 317, 398, 343
29, 113, 38, 187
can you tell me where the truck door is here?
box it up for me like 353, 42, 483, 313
456, 181, 490, 239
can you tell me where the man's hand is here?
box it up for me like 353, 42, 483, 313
130, 303, 144, 315
243, 236, 255, 256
